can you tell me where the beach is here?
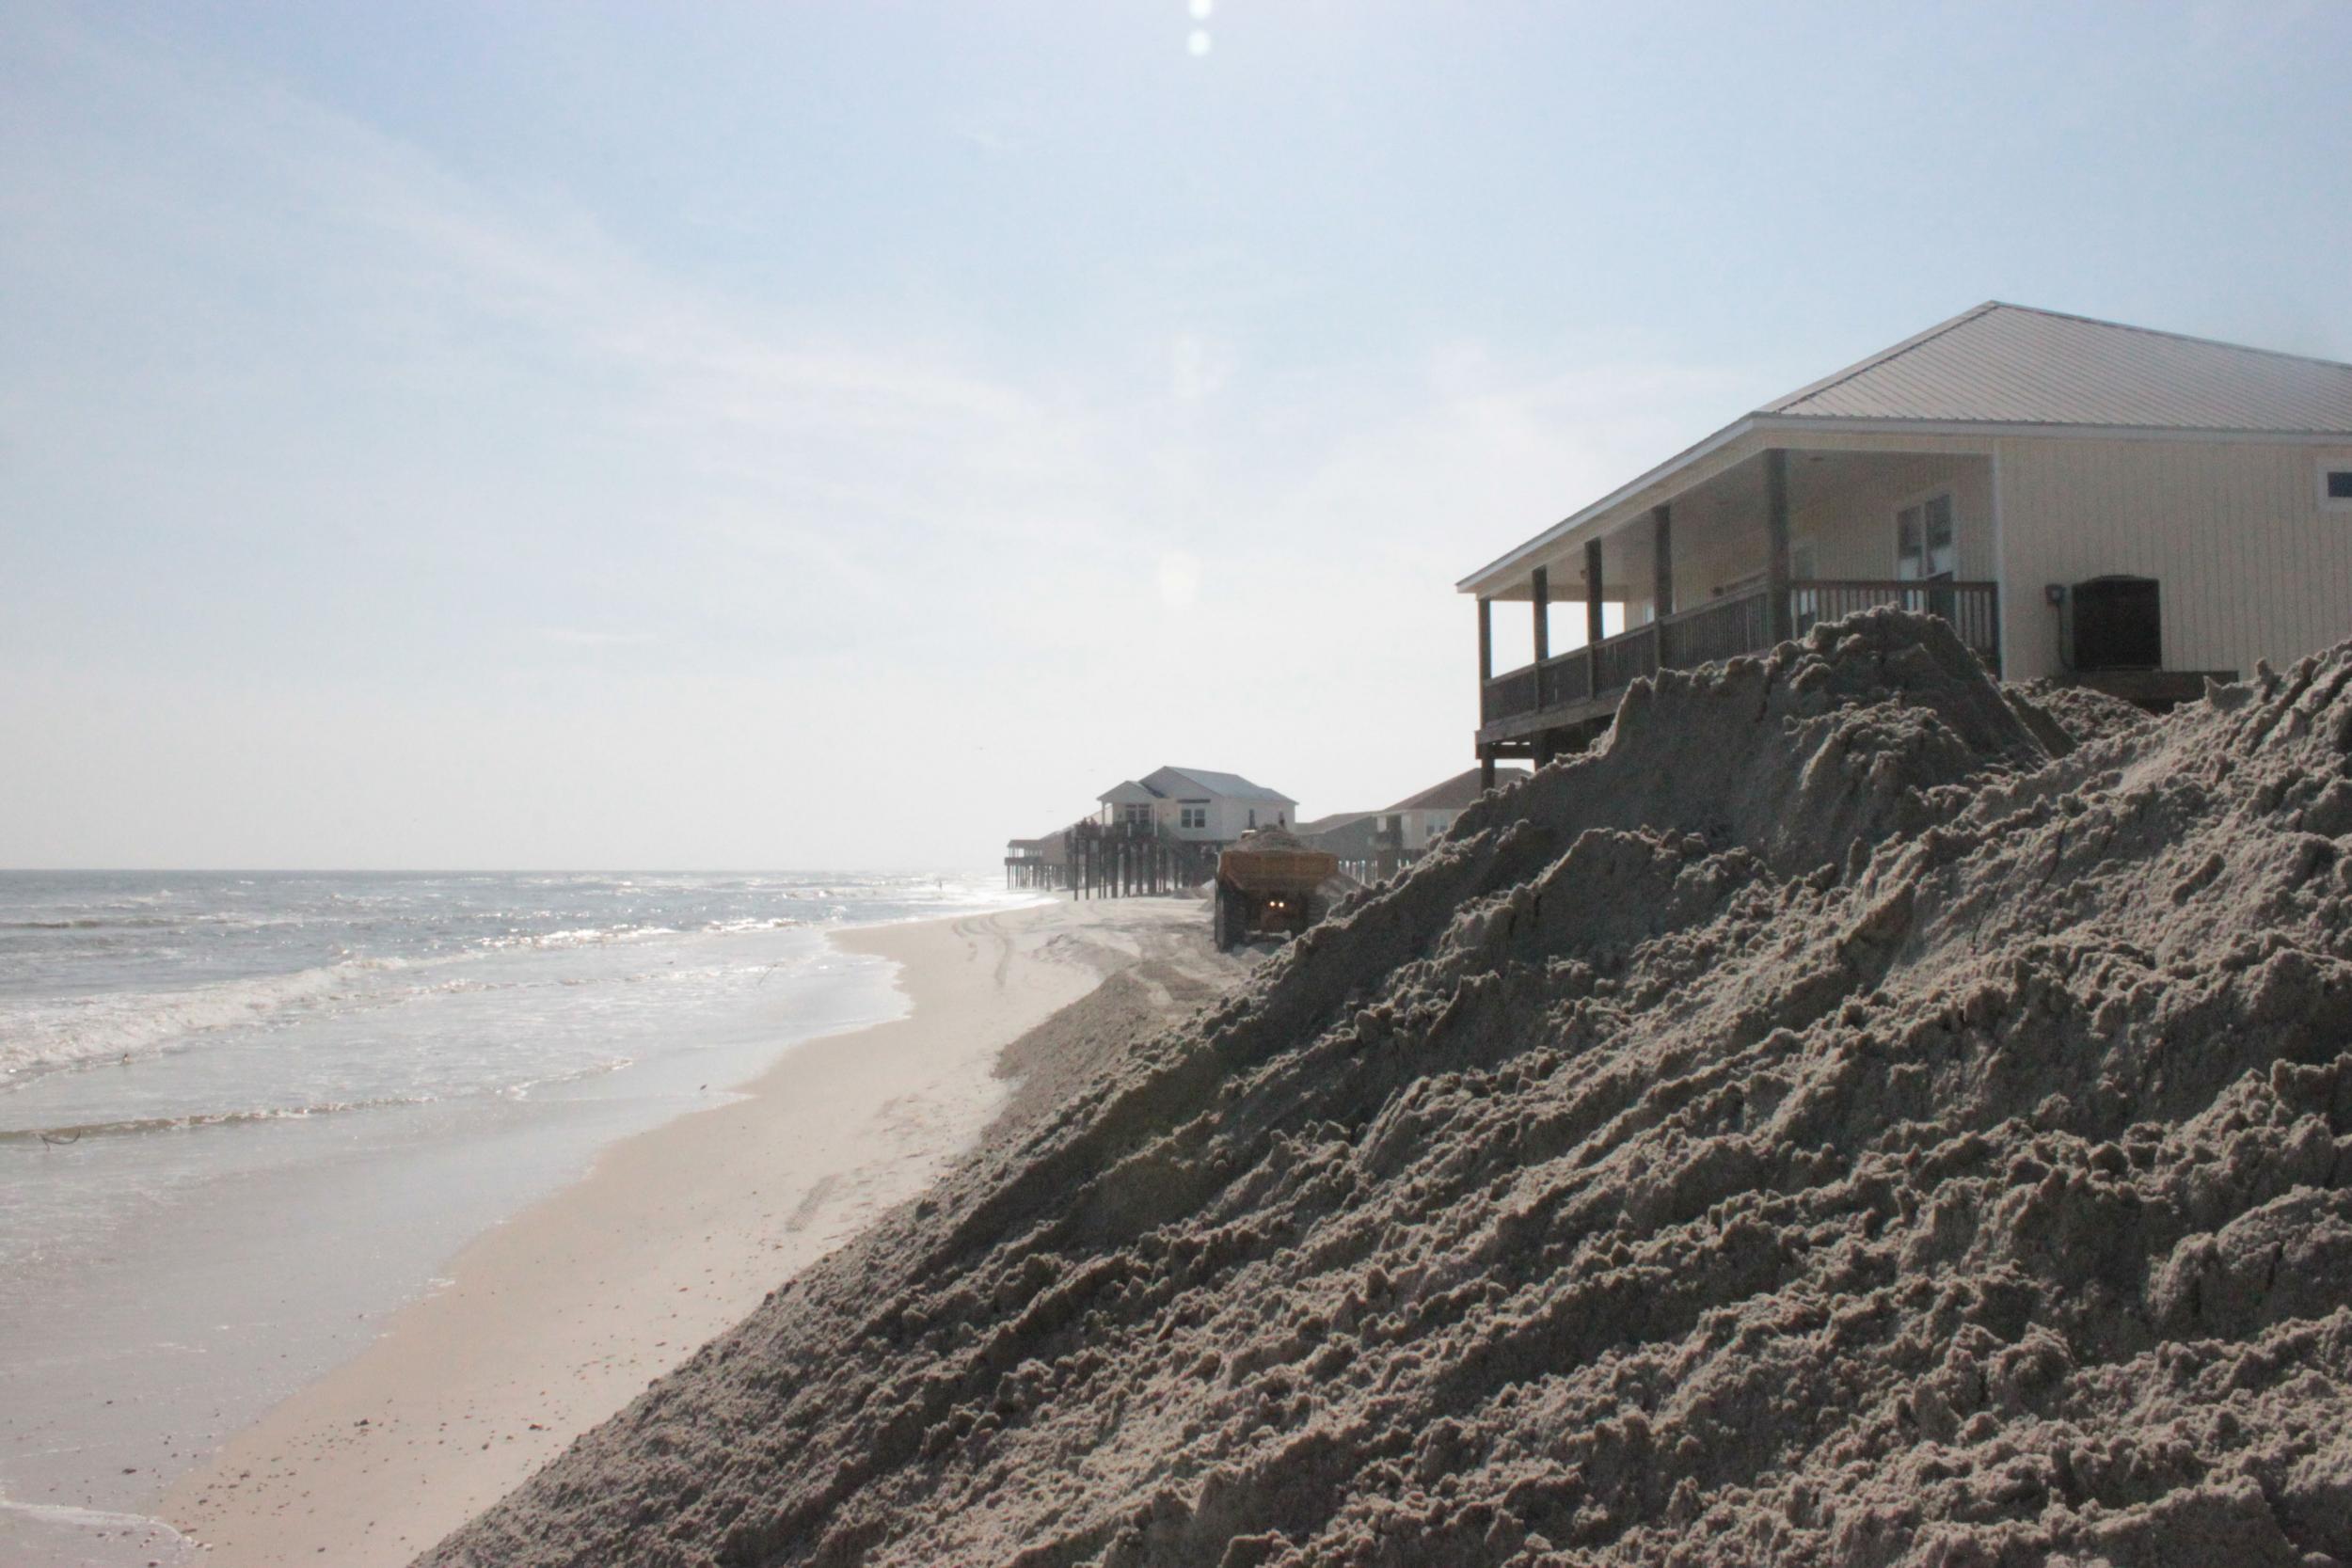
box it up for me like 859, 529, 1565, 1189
157, 894, 1229, 1566
417, 625, 2352, 1568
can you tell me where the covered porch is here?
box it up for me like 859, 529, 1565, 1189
1466, 439, 2002, 778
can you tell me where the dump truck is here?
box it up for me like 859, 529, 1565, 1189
1212, 827, 1339, 952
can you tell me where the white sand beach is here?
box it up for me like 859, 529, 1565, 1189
160, 895, 1228, 1567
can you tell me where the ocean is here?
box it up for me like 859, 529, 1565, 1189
0, 869, 1034, 1564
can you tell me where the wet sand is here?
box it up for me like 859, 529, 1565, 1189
162, 895, 1219, 1567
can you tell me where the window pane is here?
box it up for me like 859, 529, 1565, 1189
2330, 469, 2352, 499
1926, 494, 1954, 549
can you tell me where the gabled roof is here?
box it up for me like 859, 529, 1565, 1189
1459, 301, 2352, 595
1298, 815, 1383, 856
1097, 779, 1160, 805
1143, 766, 1297, 805
1386, 766, 1527, 812
1295, 811, 1377, 838
1760, 302, 2352, 433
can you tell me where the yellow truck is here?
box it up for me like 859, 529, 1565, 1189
1212, 831, 1339, 951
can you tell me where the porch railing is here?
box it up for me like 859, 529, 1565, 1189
1788, 579, 2001, 660
1660, 589, 1773, 670
1479, 579, 2000, 730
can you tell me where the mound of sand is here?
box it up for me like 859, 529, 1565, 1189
424, 610, 2352, 1567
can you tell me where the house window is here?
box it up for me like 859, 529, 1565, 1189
1246, 808, 1256, 829
1897, 494, 1956, 580
2323, 463, 2352, 510
1120, 802, 1152, 827
1180, 805, 1208, 830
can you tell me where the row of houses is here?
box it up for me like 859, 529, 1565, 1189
1012, 301, 2352, 892
1002, 768, 1289, 890
1002, 765, 1528, 892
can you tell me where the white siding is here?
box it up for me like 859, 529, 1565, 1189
1994, 436, 2352, 682
1212, 798, 1285, 839
1788, 452, 1994, 582
1400, 808, 1459, 850
1162, 798, 1218, 842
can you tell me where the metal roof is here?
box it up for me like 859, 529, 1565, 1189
1457, 302, 2352, 595
1386, 766, 1527, 812
1761, 302, 2352, 434
1149, 767, 1298, 805
1097, 779, 1159, 805
1295, 811, 1377, 838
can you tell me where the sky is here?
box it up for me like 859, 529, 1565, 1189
4, 0, 2349, 871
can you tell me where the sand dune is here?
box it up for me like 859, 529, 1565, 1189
428, 610, 2352, 1566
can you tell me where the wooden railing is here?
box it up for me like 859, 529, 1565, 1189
1481, 664, 1539, 725
1536, 647, 1592, 710
1479, 580, 2000, 730
1788, 579, 2001, 663
1659, 588, 1772, 669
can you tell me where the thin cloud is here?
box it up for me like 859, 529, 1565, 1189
536, 628, 659, 648
0, 8, 1756, 868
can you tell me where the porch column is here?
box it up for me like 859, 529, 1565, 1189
1651, 504, 1674, 617
1584, 539, 1605, 647
1477, 595, 1493, 681
1531, 566, 1549, 663
1764, 448, 1793, 643
1478, 746, 1496, 792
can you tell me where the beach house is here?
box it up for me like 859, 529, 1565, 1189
1460, 302, 2352, 782
1095, 767, 1298, 843
1299, 766, 1530, 879
1001, 822, 1079, 890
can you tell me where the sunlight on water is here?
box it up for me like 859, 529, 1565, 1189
0, 870, 1039, 1540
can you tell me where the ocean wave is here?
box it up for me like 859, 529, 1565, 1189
1, 1053, 642, 1142
0, 892, 857, 1085
475, 923, 686, 951
0, 1093, 440, 1145
499, 1054, 636, 1101
469, 914, 803, 949
0, 1500, 198, 1566
0, 911, 304, 931
0, 959, 395, 1083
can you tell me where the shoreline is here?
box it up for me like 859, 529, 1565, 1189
159, 895, 1216, 1567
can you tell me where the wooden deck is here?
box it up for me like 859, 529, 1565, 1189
1478, 579, 2002, 747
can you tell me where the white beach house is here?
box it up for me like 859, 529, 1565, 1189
1460, 301, 2352, 781
1096, 767, 1298, 844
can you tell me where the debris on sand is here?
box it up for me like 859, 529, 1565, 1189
424, 610, 2352, 1567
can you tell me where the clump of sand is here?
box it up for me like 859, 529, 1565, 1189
423, 610, 2352, 1567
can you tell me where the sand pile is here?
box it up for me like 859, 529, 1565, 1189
425, 610, 2352, 1567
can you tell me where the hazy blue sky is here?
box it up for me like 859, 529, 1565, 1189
5, 1, 2348, 869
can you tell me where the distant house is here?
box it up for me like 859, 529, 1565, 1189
1292, 809, 1378, 859
1300, 766, 1528, 877
1459, 301, 2352, 780
1002, 822, 1080, 890
1382, 767, 1525, 850
1095, 767, 1298, 843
